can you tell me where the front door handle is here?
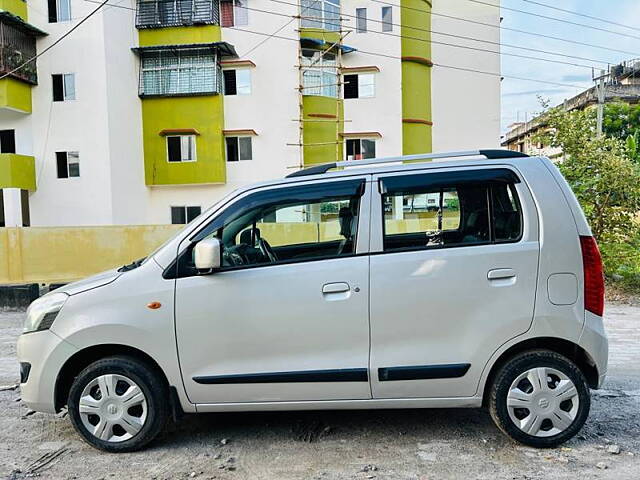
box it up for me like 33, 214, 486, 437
322, 282, 351, 294
487, 268, 517, 280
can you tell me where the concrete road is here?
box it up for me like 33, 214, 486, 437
1, 304, 639, 479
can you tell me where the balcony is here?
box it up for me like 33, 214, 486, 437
0, 13, 46, 85
0, 153, 36, 191
136, 0, 220, 29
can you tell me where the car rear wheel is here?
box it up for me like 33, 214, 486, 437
489, 350, 590, 448
68, 356, 168, 452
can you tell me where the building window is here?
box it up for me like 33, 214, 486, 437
139, 48, 221, 97
52, 73, 75, 101
346, 138, 375, 160
167, 135, 197, 162
226, 136, 253, 161
0, 130, 16, 153
223, 69, 251, 95
344, 73, 375, 99
301, 48, 338, 98
56, 151, 80, 179
381, 6, 392, 31
48, 0, 71, 22
220, 0, 248, 27
136, 0, 220, 28
171, 206, 202, 224
301, 0, 340, 31
356, 8, 367, 33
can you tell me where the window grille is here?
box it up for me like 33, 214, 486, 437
301, 49, 338, 98
139, 48, 222, 97
0, 21, 38, 84
300, 0, 340, 31
136, 0, 220, 28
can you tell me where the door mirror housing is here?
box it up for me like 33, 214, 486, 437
194, 238, 222, 271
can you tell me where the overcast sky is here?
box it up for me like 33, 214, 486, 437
499, 0, 640, 135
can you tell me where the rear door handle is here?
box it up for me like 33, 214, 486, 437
487, 268, 516, 280
322, 282, 351, 294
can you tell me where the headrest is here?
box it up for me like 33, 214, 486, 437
240, 228, 260, 246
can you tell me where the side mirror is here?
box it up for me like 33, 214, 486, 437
194, 238, 221, 271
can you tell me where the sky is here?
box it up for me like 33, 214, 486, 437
499, 0, 640, 135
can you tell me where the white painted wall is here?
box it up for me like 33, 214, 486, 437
342, 0, 403, 160
431, 0, 502, 151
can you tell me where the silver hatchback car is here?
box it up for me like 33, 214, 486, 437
17, 150, 608, 452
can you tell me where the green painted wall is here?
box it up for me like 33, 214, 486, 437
141, 96, 226, 186
401, 0, 432, 154
138, 25, 221, 47
299, 28, 341, 45
0, 78, 32, 114
302, 96, 344, 166
0, 154, 36, 190
0, 0, 27, 20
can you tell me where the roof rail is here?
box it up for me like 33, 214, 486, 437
286, 149, 528, 178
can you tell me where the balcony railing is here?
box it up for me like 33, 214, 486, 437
136, 0, 220, 28
0, 21, 38, 84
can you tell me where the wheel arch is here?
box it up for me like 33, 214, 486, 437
481, 337, 600, 407
54, 344, 170, 413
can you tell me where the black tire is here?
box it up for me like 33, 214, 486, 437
68, 355, 169, 452
489, 349, 590, 448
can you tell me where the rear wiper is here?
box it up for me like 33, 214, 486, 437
118, 257, 146, 272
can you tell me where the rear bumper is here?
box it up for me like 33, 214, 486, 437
16, 330, 78, 414
579, 311, 609, 389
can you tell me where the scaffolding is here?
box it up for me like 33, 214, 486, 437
292, 0, 349, 170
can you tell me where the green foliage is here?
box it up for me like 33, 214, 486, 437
603, 102, 640, 141
534, 105, 640, 248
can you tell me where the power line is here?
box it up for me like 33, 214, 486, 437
0, 0, 112, 81
84, 0, 640, 62
371, 0, 640, 58
466, 0, 640, 42
240, 17, 297, 57
229, 26, 589, 90
519, 0, 640, 33
256, 0, 606, 70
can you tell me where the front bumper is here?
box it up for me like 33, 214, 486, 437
16, 330, 78, 414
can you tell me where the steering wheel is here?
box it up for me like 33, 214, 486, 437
258, 237, 278, 263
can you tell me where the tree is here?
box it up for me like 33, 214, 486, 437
534, 106, 640, 244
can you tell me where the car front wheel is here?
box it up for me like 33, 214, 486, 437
489, 350, 590, 448
68, 356, 168, 452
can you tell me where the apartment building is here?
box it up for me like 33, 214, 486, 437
0, 0, 501, 227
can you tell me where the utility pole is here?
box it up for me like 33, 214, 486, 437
595, 69, 607, 137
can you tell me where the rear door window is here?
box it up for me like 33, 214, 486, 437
381, 168, 522, 252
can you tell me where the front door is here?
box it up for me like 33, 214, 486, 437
369, 166, 540, 398
175, 177, 372, 404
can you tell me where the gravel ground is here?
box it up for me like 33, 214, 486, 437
0, 304, 639, 480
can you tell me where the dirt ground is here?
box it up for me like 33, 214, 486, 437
1, 304, 639, 480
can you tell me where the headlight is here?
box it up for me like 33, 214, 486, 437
23, 293, 69, 334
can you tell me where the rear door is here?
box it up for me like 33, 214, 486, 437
368, 166, 540, 398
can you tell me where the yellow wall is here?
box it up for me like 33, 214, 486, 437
0, 0, 28, 20
1, 216, 460, 285
0, 226, 182, 284
138, 25, 221, 47
0, 78, 32, 114
141, 96, 226, 185
0, 153, 36, 190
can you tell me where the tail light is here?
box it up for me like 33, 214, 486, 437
580, 236, 605, 316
